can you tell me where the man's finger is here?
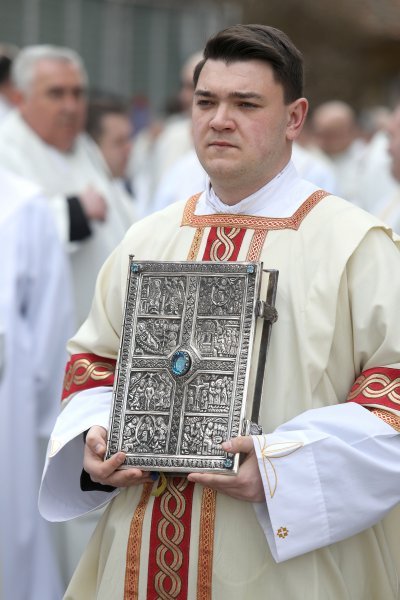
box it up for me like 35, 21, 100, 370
105, 469, 153, 488
222, 435, 254, 455
187, 472, 235, 490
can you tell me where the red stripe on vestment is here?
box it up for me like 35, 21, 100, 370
147, 478, 195, 599
62, 352, 116, 400
202, 226, 246, 261
347, 366, 400, 411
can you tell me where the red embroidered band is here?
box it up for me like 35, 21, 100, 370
62, 352, 116, 401
147, 478, 195, 599
202, 226, 246, 261
346, 366, 400, 411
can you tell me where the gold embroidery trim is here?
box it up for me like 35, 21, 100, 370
247, 229, 268, 261
370, 408, 400, 432
63, 357, 114, 392
347, 373, 400, 405
124, 483, 153, 600
197, 487, 217, 600
182, 190, 329, 231
255, 437, 304, 498
154, 478, 188, 599
187, 227, 204, 261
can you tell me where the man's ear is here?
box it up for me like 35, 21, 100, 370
286, 97, 308, 141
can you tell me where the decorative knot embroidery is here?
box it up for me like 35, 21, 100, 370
255, 437, 304, 498
277, 527, 289, 539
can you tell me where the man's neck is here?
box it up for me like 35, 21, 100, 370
195, 160, 319, 218
210, 160, 291, 206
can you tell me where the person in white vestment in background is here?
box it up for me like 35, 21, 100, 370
370, 102, 400, 233
0, 166, 74, 600
86, 96, 136, 209
310, 100, 366, 205
0, 45, 135, 326
354, 105, 398, 216
0, 43, 21, 121
40, 24, 400, 600
0, 45, 135, 589
130, 51, 203, 217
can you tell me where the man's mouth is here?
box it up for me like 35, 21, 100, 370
208, 140, 236, 148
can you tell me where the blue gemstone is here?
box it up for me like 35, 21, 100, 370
223, 458, 233, 468
246, 265, 255, 274
131, 263, 140, 273
171, 351, 191, 376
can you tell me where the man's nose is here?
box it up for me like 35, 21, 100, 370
209, 104, 234, 130
63, 92, 82, 111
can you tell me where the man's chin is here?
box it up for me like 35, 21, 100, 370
53, 137, 77, 152
206, 162, 238, 180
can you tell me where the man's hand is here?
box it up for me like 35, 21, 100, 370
187, 436, 265, 502
83, 425, 153, 488
79, 186, 108, 222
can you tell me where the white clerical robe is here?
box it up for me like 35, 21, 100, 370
0, 167, 74, 600
40, 163, 400, 599
0, 110, 136, 324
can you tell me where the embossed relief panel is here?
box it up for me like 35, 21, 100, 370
106, 260, 268, 474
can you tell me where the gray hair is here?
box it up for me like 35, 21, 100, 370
12, 45, 88, 93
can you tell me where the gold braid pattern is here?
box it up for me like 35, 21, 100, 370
154, 478, 188, 599
369, 408, 400, 432
124, 483, 153, 600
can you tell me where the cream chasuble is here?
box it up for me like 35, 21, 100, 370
40, 166, 400, 599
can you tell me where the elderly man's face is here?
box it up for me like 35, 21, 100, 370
388, 107, 400, 183
20, 59, 87, 152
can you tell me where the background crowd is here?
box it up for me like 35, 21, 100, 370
1, 14, 400, 600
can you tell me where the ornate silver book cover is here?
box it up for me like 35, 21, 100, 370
105, 259, 278, 474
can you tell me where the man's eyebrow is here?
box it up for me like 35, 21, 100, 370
194, 89, 264, 100
194, 90, 214, 98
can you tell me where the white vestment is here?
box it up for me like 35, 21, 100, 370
0, 167, 74, 599
324, 139, 367, 206
40, 163, 400, 599
357, 131, 398, 214
132, 116, 194, 218
0, 110, 136, 324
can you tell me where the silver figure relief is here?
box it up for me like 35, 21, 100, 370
106, 260, 278, 474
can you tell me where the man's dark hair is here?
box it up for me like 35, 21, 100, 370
193, 24, 304, 103
86, 96, 130, 142
0, 44, 19, 87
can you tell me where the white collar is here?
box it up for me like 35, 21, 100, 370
195, 161, 318, 218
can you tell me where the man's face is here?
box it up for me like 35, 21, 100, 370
98, 113, 133, 178
20, 59, 87, 152
192, 59, 306, 204
312, 116, 354, 156
388, 107, 400, 183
